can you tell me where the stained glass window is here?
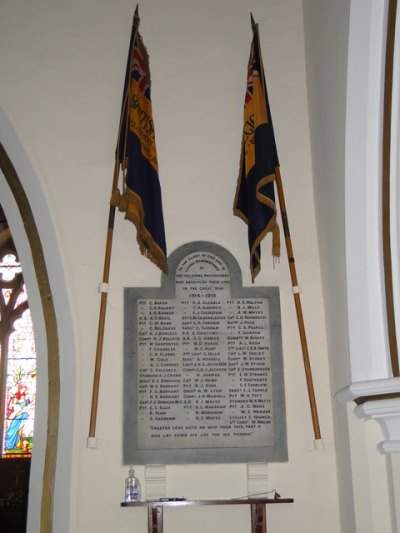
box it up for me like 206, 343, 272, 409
0, 247, 36, 459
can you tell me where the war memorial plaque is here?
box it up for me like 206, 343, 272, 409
124, 242, 287, 464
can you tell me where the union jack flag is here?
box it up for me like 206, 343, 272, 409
132, 32, 151, 98
113, 5, 168, 274
233, 17, 280, 281
245, 49, 260, 105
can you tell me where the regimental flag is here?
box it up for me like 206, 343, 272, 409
233, 16, 280, 282
112, 5, 168, 273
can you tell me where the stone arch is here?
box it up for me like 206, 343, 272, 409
0, 109, 75, 533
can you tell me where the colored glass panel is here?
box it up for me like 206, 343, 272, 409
0, 253, 36, 459
0, 253, 21, 281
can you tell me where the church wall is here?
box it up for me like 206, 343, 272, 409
303, 1, 398, 532
0, 1, 341, 531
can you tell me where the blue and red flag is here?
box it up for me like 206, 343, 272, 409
113, 6, 167, 273
233, 17, 280, 282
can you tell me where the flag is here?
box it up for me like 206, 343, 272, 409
112, 5, 168, 273
233, 16, 280, 282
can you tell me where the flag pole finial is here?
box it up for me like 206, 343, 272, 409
250, 12, 256, 31
134, 4, 140, 25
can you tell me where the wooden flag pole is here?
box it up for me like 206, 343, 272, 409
88, 160, 120, 439
252, 16, 322, 441
88, 7, 140, 442
274, 167, 321, 441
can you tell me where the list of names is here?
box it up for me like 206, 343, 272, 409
136, 251, 274, 450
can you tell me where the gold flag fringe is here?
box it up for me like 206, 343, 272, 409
111, 186, 168, 274
272, 222, 280, 258
110, 188, 122, 207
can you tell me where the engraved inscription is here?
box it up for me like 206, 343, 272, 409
136, 251, 274, 450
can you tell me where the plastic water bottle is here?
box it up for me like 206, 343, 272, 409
125, 465, 141, 502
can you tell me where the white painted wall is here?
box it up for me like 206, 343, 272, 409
302, 2, 358, 530
303, 1, 400, 532
0, 1, 341, 532
302, 0, 351, 393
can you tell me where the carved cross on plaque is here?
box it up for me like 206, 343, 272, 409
124, 242, 287, 464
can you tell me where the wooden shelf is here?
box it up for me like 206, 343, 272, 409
121, 497, 294, 533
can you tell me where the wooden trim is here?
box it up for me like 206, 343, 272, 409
0, 143, 59, 533
353, 392, 400, 405
382, 0, 400, 376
